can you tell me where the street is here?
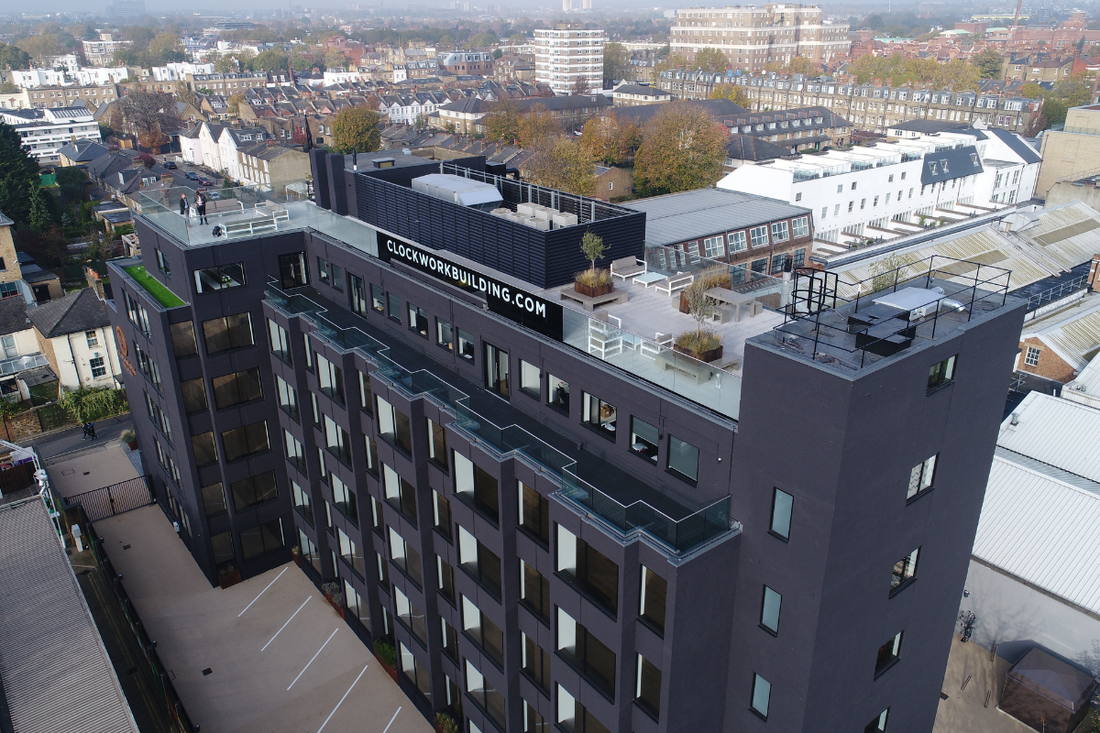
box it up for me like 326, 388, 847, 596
25, 413, 135, 462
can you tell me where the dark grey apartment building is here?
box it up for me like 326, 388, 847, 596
107, 149, 1025, 733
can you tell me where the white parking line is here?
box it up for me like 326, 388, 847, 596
381, 707, 402, 733
287, 628, 339, 690
237, 567, 288, 618
316, 663, 370, 733
261, 596, 311, 652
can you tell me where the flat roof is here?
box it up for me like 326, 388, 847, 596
0, 497, 139, 733
624, 187, 811, 246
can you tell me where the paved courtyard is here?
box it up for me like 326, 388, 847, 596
933, 635, 1037, 733
47, 442, 141, 499
94, 505, 432, 733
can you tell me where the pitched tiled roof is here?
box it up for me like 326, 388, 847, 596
0, 296, 30, 336
26, 288, 110, 338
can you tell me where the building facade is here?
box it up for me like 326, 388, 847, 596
0, 106, 101, 164
109, 149, 1024, 733
534, 24, 604, 95
669, 4, 849, 74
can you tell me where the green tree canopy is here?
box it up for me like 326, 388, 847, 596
251, 48, 290, 73
147, 32, 186, 64
972, 48, 1003, 79
524, 136, 596, 197
331, 106, 381, 154
0, 42, 30, 70
708, 84, 752, 107
603, 41, 631, 84
693, 47, 729, 74
0, 121, 42, 229
580, 112, 640, 165
633, 103, 728, 198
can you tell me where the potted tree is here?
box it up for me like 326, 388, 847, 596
290, 545, 301, 567
434, 712, 461, 733
320, 581, 344, 617
574, 231, 613, 298
679, 265, 731, 313
374, 639, 399, 682
121, 429, 138, 451
675, 279, 724, 363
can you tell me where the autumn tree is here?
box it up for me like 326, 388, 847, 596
570, 75, 592, 96
603, 41, 631, 84
0, 121, 42, 229
508, 33, 527, 45
482, 99, 521, 142
324, 47, 351, 69
252, 48, 290, 72
517, 104, 560, 147
972, 48, 1004, 79
709, 84, 752, 108
787, 56, 817, 76
0, 42, 30, 70
524, 136, 596, 196
214, 55, 239, 74
633, 103, 728, 198
147, 32, 186, 64
18, 34, 62, 67
331, 106, 381, 154
580, 112, 640, 165
227, 93, 247, 116
693, 48, 730, 74
121, 89, 178, 150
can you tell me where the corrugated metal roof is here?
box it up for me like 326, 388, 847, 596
0, 498, 139, 733
625, 188, 811, 246
1017, 202, 1100, 273
974, 456, 1100, 616
1019, 296, 1100, 370
999, 391, 1100, 483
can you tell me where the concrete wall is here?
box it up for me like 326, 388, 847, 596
1037, 130, 1100, 199
1046, 181, 1100, 210
960, 559, 1100, 676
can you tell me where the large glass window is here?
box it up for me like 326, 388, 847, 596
344, 579, 369, 630
703, 235, 725, 258
221, 420, 269, 462
635, 654, 662, 720
436, 318, 453, 351
399, 642, 431, 700
278, 252, 308, 289
749, 225, 770, 248
316, 256, 329, 285
358, 371, 373, 414
276, 376, 299, 421
770, 488, 793, 540
728, 230, 748, 252
230, 470, 278, 511
908, 455, 937, 500
433, 490, 452, 541
283, 430, 305, 472
212, 368, 263, 410
485, 342, 509, 398
124, 292, 151, 336
770, 221, 790, 242
427, 418, 448, 471
639, 566, 667, 634
582, 393, 617, 436
441, 617, 459, 662
522, 633, 551, 693
292, 480, 313, 526
454, 452, 499, 524
750, 674, 771, 719
791, 216, 810, 238
875, 632, 903, 677
349, 274, 367, 315
332, 473, 357, 526
520, 360, 541, 399
377, 396, 412, 454
437, 555, 455, 603
192, 431, 217, 466
667, 435, 699, 482
203, 312, 254, 355
211, 530, 236, 575
891, 548, 919, 593
316, 354, 345, 404
170, 321, 197, 358
521, 560, 550, 623
557, 525, 618, 616
524, 700, 548, 733
466, 660, 505, 730
241, 518, 284, 561
927, 355, 957, 392
548, 375, 570, 412
338, 527, 366, 578
866, 709, 889, 733
519, 481, 550, 546
457, 328, 475, 361
371, 284, 385, 313
386, 292, 402, 323
458, 524, 502, 598
383, 464, 418, 525
760, 586, 782, 635
323, 415, 351, 465
630, 417, 659, 463
389, 526, 423, 587
557, 608, 616, 699
557, 685, 611, 733
194, 263, 245, 293
268, 319, 292, 364
462, 595, 504, 667
202, 482, 227, 517
408, 303, 429, 338
181, 377, 208, 413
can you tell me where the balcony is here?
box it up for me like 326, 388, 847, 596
265, 284, 738, 555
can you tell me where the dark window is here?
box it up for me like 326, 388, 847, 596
316, 353, 344, 404
201, 482, 226, 517
875, 632, 903, 677
398, 642, 430, 700
465, 660, 506, 730
485, 342, 509, 398
770, 488, 793, 540
639, 566, 667, 634
408, 303, 429, 338
521, 560, 551, 623
436, 318, 453, 351
927, 355, 957, 392
557, 686, 611, 733
338, 527, 366, 578
124, 292, 151, 336
908, 455, 937, 500
383, 464, 418, 525
667, 435, 699, 482
519, 360, 541, 399
370, 284, 385, 313
441, 617, 460, 662
276, 376, 299, 421
267, 319, 292, 364
386, 292, 401, 323
323, 415, 351, 465
389, 526, 423, 587
194, 263, 245, 293
865, 708, 889, 733
203, 312, 254, 355
241, 518, 284, 561
433, 491, 453, 541
548, 375, 570, 412
582, 392, 617, 437
170, 321, 197, 358
457, 328, 475, 361
750, 674, 771, 719
192, 431, 218, 465
222, 421, 270, 462
630, 417, 658, 463
760, 586, 782, 634
519, 481, 550, 546
891, 548, 919, 594
557, 607, 616, 699
377, 396, 412, 454
212, 368, 263, 409
180, 377, 207, 413
370, 497, 384, 536
458, 525, 501, 598
427, 418, 448, 471
330, 264, 343, 292
359, 371, 373, 414
635, 654, 662, 720
522, 632, 552, 693
292, 480, 313, 527
437, 555, 456, 603
331, 473, 357, 526
557, 525, 619, 617
461, 595, 504, 668
230, 470, 278, 511
455, 452, 499, 525
349, 274, 367, 315
211, 530, 236, 575
524, 700, 549, 733
751, 258, 767, 274
278, 252, 307, 289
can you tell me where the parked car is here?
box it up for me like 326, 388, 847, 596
205, 191, 221, 200
198, 177, 214, 186
163, 160, 177, 170
185, 171, 199, 180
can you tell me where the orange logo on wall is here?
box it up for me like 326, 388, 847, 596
116, 326, 128, 356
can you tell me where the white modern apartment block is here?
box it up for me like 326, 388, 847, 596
670, 4, 849, 74
0, 106, 100, 164
12, 67, 128, 89
151, 62, 216, 82
718, 124, 1040, 246
534, 23, 604, 95
82, 34, 131, 67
